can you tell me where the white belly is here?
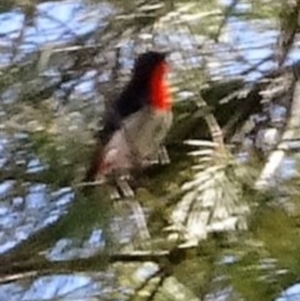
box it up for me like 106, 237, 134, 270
100, 107, 172, 174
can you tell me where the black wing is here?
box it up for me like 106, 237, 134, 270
99, 82, 149, 145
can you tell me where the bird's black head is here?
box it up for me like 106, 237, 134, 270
132, 51, 169, 82
109, 50, 170, 126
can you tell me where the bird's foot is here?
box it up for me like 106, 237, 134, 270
109, 172, 135, 199
144, 146, 170, 166
158, 146, 170, 165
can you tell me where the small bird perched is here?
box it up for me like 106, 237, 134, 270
85, 51, 173, 197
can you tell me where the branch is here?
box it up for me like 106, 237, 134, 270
255, 73, 300, 189
0, 247, 190, 285
276, 0, 300, 66
214, 0, 240, 42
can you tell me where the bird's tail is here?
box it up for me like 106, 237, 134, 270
83, 142, 104, 184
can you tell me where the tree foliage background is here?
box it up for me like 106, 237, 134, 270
1, 0, 300, 300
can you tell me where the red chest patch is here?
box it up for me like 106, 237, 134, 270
149, 62, 172, 111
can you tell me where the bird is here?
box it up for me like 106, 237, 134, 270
84, 51, 173, 197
